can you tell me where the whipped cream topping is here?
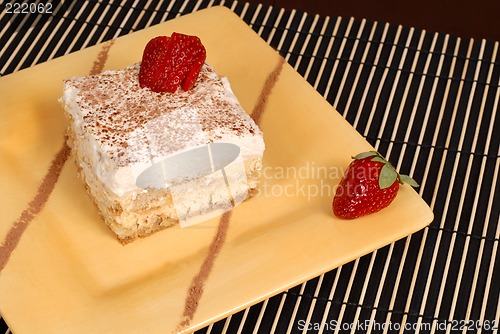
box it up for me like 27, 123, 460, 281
62, 63, 265, 196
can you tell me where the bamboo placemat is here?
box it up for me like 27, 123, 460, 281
1, 1, 499, 333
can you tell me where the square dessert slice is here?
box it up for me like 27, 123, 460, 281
61, 62, 265, 243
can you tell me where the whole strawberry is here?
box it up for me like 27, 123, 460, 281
332, 151, 419, 219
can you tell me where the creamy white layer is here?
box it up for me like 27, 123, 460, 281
62, 63, 264, 199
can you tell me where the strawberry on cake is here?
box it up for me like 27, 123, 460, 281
60, 33, 265, 243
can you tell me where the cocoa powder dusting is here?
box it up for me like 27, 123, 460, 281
0, 40, 114, 273
176, 56, 285, 332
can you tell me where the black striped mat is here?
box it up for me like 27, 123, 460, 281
1, 0, 499, 333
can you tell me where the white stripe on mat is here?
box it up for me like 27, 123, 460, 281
265, 14, 320, 333
128, 0, 155, 31
286, 283, 307, 334
291, 14, 320, 71
372, 29, 427, 333
256, 11, 310, 333
444, 41, 488, 334
404, 36, 455, 334
237, 1, 250, 20
361, 24, 408, 136
334, 21, 404, 334
75, 3, 114, 51
63, 2, 101, 55
140, 0, 167, 31
361, 29, 419, 334
349, 249, 377, 334
2, 2, 499, 334
312, 17, 342, 90
203, 5, 264, 334
284, 12, 308, 63
225, 0, 236, 12
44, 2, 98, 65
302, 16, 332, 82
428, 38, 475, 333
405, 36, 473, 334
0, 11, 38, 62
443, 39, 487, 333
390, 32, 441, 333
275, 9, 297, 57
477, 48, 500, 334
111, 0, 149, 38
333, 259, 360, 334
383, 29, 428, 160
270, 293, 287, 333
254, 4, 273, 37
236, 308, 250, 334
13, 1, 81, 70
322, 16, 354, 103
317, 268, 343, 334
400, 33, 452, 334
260, 16, 335, 334
0, 0, 69, 74
274, 14, 331, 334
264, 7, 285, 46
332, 18, 366, 108
364, 26, 414, 136
252, 298, 269, 334
348, 26, 412, 332
97, 0, 128, 39
248, 3, 263, 29
412, 36, 463, 333
392, 32, 440, 168
300, 275, 325, 334
341, 21, 379, 122
155, 1, 179, 26
220, 313, 232, 334
337, 24, 407, 334
464, 41, 499, 333
348, 22, 390, 121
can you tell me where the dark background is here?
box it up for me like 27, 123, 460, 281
246, 0, 500, 42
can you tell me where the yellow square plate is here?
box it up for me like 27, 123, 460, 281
0, 6, 433, 333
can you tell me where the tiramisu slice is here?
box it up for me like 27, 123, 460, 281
60, 33, 265, 243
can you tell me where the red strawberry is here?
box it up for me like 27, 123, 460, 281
332, 151, 419, 219
139, 36, 171, 90
181, 50, 206, 91
138, 33, 206, 93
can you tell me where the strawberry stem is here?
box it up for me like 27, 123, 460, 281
353, 150, 420, 189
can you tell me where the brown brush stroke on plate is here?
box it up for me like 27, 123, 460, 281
177, 210, 233, 330
176, 55, 285, 332
90, 39, 115, 76
0, 142, 70, 272
0, 39, 115, 273
251, 56, 286, 125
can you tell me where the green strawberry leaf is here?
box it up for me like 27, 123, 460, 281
351, 151, 420, 189
352, 151, 378, 160
379, 164, 398, 189
371, 156, 387, 164
399, 174, 420, 187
